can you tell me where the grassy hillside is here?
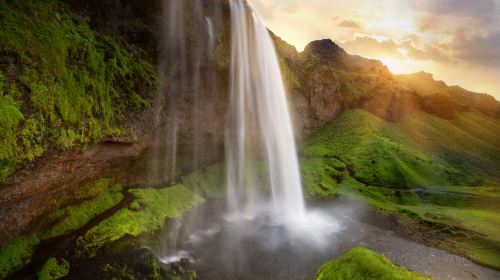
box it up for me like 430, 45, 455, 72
0, 0, 156, 181
303, 109, 500, 194
302, 109, 500, 268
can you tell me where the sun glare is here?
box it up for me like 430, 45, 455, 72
378, 57, 425, 75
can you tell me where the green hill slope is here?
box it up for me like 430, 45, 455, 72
302, 109, 500, 268
303, 109, 500, 194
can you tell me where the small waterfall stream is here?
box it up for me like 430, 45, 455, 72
226, 0, 305, 225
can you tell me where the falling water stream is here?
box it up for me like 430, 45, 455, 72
226, 0, 305, 225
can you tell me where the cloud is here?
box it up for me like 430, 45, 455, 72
413, 0, 499, 32
415, 15, 441, 32
413, 0, 496, 20
337, 19, 362, 29
340, 36, 451, 63
451, 29, 500, 67
400, 41, 451, 63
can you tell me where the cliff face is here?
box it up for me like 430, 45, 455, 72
275, 37, 396, 134
1, 0, 500, 245
0, 0, 155, 243
0, 0, 232, 243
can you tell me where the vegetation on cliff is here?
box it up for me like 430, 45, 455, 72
0, 0, 156, 181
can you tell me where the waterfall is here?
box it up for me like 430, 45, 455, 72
151, 0, 222, 182
226, 0, 305, 224
158, 0, 340, 265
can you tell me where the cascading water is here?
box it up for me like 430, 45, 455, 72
226, 0, 305, 225
158, 0, 341, 271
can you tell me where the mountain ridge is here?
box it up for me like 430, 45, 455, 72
273, 36, 500, 132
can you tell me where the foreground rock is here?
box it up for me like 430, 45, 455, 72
314, 246, 431, 280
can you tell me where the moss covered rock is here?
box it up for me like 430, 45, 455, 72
314, 247, 431, 280
76, 185, 204, 257
0, 236, 40, 279
37, 258, 69, 280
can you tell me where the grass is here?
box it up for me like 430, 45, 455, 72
37, 258, 69, 280
0, 93, 24, 178
303, 109, 500, 269
301, 109, 484, 190
76, 185, 204, 257
0, 0, 156, 181
314, 246, 431, 280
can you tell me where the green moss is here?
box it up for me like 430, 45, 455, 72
99, 249, 162, 280
181, 163, 226, 198
41, 188, 124, 239
0, 0, 156, 181
76, 185, 204, 257
0, 94, 24, 178
314, 247, 431, 280
129, 200, 141, 211
74, 178, 116, 199
18, 116, 47, 162
37, 258, 69, 280
0, 236, 40, 279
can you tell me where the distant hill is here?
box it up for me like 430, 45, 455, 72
273, 37, 500, 134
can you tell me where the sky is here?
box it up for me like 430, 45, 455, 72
248, 0, 500, 99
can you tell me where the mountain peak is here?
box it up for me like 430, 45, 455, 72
303, 39, 346, 58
